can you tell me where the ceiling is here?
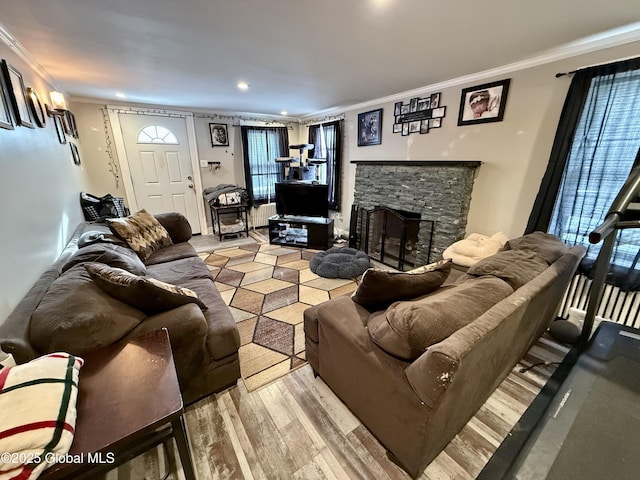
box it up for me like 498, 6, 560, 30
2, 0, 640, 118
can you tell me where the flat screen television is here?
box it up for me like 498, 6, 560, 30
275, 182, 329, 218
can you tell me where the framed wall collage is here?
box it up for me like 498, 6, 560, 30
392, 92, 446, 136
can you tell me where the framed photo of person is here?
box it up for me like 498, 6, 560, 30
457, 79, 510, 126
209, 123, 229, 146
357, 108, 382, 146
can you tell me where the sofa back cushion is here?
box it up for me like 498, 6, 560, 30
61, 243, 146, 275
467, 249, 548, 290
367, 276, 514, 360
352, 260, 451, 310
107, 209, 173, 261
503, 231, 569, 264
30, 265, 145, 355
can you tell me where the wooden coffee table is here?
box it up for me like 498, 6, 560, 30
41, 329, 196, 480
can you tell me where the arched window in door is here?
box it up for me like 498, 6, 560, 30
137, 125, 179, 144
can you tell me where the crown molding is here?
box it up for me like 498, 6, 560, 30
0, 22, 60, 89
302, 21, 640, 120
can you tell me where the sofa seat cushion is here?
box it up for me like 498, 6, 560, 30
368, 276, 514, 360
107, 209, 173, 261
503, 231, 570, 264
30, 265, 145, 356
85, 263, 208, 314
467, 249, 548, 290
144, 242, 199, 266
61, 243, 146, 275
352, 259, 451, 310
146, 256, 214, 285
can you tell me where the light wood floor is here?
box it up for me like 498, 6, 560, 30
103, 334, 568, 480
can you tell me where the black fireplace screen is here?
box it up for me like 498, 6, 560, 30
349, 205, 434, 271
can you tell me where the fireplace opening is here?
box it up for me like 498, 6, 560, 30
350, 205, 434, 271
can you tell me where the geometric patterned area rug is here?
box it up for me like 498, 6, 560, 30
197, 242, 358, 391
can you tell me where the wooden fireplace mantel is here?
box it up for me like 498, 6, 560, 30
350, 160, 482, 167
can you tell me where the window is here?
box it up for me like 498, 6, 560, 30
137, 125, 178, 144
546, 63, 640, 285
241, 126, 288, 204
308, 120, 343, 211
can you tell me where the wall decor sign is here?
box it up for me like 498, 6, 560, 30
0, 60, 34, 128
457, 79, 510, 126
393, 92, 445, 136
357, 108, 382, 146
209, 122, 229, 146
0, 60, 13, 130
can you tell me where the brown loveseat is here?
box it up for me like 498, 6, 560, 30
0, 212, 240, 405
304, 232, 585, 477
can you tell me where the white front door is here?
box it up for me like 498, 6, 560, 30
114, 112, 203, 233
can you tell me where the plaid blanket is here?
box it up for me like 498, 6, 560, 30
0, 353, 83, 480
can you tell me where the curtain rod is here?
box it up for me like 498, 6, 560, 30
555, 69, 577, 78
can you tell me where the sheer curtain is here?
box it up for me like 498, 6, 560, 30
308, 120, 343, 211
241, 126, 288, 204
527, 57, 640, 290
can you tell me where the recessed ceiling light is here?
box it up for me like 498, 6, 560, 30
114, 92, 126, 98
237, 81, 249, 91
280, 111, 288, 116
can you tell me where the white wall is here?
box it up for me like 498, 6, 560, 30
0, 45, 91, 323
323, 41, 640, 239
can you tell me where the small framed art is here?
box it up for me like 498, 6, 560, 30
357, 108, 382, 146
70, 142, 81, 165
1, 60, 33, 128
0, 62, 13, 130
457, 79, 510, 126
209, 123, 229, 146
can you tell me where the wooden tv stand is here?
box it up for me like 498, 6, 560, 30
268, 214, 334, 250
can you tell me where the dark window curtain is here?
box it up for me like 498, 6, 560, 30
241, 126, 288, 204
526, 57, 640, 290
308, 120, 343, 211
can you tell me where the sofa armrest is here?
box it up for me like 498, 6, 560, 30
128, 303, 208, 390
405, 349, 459, 408
154, 212, 192, 243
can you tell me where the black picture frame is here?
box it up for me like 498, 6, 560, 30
209, 123, 229, 146
70, 142, 81, 165
457, 79, 510, 126
357, 108, 382, 146
26, 87, 46, 128
53, 113, 66, 144
0, 61, 13, 130
1, 60, 33, 128
64, 110, 78, 138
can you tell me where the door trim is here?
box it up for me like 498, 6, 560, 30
107, 106, 207, 235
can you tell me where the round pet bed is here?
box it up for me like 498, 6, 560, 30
310, 247, 370, 279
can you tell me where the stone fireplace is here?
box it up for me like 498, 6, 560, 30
350, 161, 481, 268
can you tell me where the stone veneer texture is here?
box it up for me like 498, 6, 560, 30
353, 162, 480, 265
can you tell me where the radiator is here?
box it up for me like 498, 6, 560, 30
559, 273, 640, 329
250, 203, 277, 228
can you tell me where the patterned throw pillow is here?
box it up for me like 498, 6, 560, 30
0, 353, 83, 480
107, 209, 173, 261
84, 262, 207, 314
352, 259, 452, 310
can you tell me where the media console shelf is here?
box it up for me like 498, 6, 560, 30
268, 214, 334, 250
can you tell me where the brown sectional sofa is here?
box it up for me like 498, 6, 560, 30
304, 232, 586, 477
0, 212, 240, 405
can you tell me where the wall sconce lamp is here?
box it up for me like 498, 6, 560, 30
46, 91, 68, 117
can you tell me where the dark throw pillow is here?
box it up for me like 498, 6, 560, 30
107, 209, 173, 261
503, 231, 569, 265
367, 276, 514, 360
467, 249, 548, 290
84, 262, 207, 314
61, 243, 147, 275
352, 259, 451, 310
